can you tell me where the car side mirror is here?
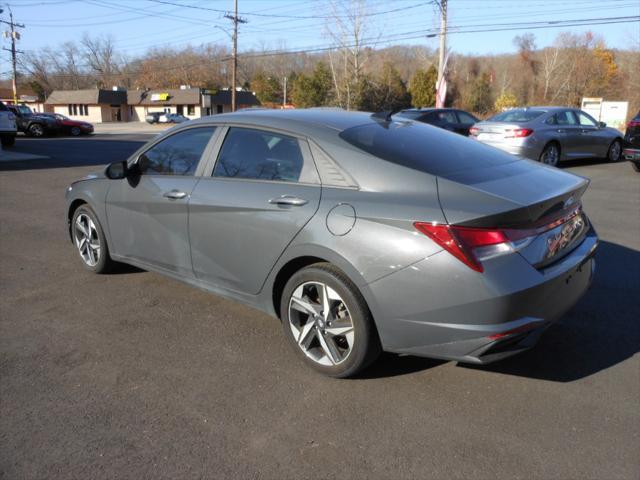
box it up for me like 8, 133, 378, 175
105, 160, 128, 179
598, 121, 606, 128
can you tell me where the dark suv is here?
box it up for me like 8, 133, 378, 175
7, 104, 59, 137
394, 108, 479, 136
623, 111, 640, 172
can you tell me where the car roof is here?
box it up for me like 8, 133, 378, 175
188, 108, 374, 136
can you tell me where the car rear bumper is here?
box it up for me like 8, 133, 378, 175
622, 147, 640, 160
365, 226, 598, 364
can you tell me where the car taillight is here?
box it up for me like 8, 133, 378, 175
504, 128, 533, 138
627, 120, 640, 128
414, 207, 582, 272
469, 127, 479, 136
414, 223, 514, 272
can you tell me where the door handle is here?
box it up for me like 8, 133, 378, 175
268, 195, 308, 206
581, 129, 591, 133
163, 190, 187, 200
556, 129, 566, 133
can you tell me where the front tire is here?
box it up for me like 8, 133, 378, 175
607, 139, 622, 162
28, 123, 45, 137
71, 205, 116, 274
539, 142, 560, 167
280, 263, 381, 377
70, 126, 81, 136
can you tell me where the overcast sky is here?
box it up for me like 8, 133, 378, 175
1, 0, 639, 78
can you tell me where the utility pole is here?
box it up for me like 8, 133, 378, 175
437, 0, 447, 85
224, 0, 246, 112
282, 76, 287, 108
1, 7, 24, 105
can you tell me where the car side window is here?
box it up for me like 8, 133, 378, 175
555, 111, 578, 126
576, 111, 597, 127
436, 111, 457, 124
456, 111, 477, 124
213, 128, 305, 182
138, 127, 216, 176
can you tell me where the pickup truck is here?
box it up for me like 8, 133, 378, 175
0, 101, 17, 147
7, 104, 59, 137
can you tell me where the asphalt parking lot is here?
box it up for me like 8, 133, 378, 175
1, 135, 639, 479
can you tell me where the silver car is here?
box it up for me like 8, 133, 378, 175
65, 110, 598, 377
471, 107, 624, 166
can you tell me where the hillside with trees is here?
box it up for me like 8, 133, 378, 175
15, 28, 640, 119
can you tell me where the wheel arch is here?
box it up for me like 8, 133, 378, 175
67, 199, 88, 241
267, 245, 374, 321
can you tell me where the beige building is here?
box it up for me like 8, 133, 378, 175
44, 87, 261, 122
45, 89, 129, 123
127, 87, 206, 121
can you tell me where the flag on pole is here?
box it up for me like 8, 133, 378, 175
435, 52, 450, 108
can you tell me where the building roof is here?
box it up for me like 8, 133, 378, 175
0, 87, 39, 101
127, 88, 201, 106
208, 90, 260, 107
46, 89, 127, 105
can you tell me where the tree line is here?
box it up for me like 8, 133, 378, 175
17, 29, 639, 118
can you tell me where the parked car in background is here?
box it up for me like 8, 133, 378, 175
40, 113, 94, 136
65, 109, 598, 377
0, 101, 17, 147
159, 113, 189, 124
145, 111, 165, 124
7, 104, 59, 138
622, 111, 640, 172
470, 107, 624, 166
394, 108, 479, 136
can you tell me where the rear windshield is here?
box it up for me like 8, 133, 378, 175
488, 109, 546, 123
395, 111, 424, 120
339, 120, 516, 176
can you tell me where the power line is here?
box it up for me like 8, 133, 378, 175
14, 14, 639, 80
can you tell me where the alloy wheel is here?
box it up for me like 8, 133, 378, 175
74, 213, 101, 267
609, 141, 621, 162
71, 127, 81, 136
541, 145, 559, 166
29, 124, 44, 137
288, 281, 355, 366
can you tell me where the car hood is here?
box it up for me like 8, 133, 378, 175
436, 158, 589, 227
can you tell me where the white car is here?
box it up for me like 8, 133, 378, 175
0, 101, 17, 147
158, 113, 189, 124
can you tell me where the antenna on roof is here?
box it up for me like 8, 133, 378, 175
371, 110, 398, 123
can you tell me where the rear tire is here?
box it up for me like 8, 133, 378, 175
0, 134, 15, 147
280, 263, 381, 378
607, 139, 622, 162
539, 142, 560, 167
71, 205, 116, 274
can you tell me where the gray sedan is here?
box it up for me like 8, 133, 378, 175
65, 109, 598, 377
471, 107, 624, 166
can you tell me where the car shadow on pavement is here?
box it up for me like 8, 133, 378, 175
361, 241, 639, 381
0, 137, 147, 171
461, 240, 640, 382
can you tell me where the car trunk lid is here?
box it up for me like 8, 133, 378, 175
436, 159, 590, 268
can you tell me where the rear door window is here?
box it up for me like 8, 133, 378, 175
213, 127, 309, 183
554, 111, 578, 126
339, 121, 516, 176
